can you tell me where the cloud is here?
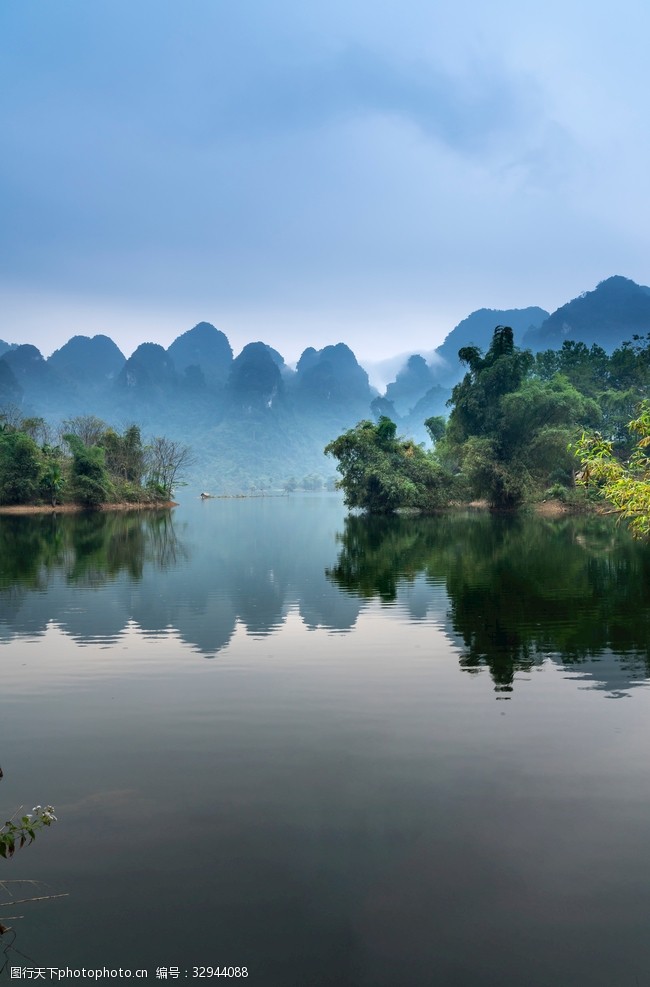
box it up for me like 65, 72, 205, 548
1, 0, 650, 361
206, 44, 537, 158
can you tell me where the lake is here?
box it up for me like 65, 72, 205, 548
1, 496, 650, 986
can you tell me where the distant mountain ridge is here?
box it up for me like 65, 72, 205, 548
434, 306, 550, 368
48, 334, 125, 386
522, 276, 650, 352
1, 276, 648, 491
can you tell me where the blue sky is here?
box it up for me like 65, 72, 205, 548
2, 0, 649, 364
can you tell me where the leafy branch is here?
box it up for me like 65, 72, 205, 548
0, 806, 57, 860
573, 401, 650, 537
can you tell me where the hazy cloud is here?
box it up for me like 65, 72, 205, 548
1, 0, 649, 360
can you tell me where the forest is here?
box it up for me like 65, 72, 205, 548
326, 327, 650, 529
0, 413, 191, 507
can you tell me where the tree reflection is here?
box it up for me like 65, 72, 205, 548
0, 509, 185, 590
326, 512, 650, 693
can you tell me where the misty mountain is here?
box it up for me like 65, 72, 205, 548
2, 344, 66, 405
0, 360, 22, 407
166, 321, 233, 386
293, 343, 373, 409
116, 342, 178, 393
370, 307, 549, 436
522, 276, 650, 352
225, 342, 284, 414
385, 355, 436, 415
434, 306, 549, 377
0, 339, 16, 358
2, 274, 650, 492
48, 334, 126, 388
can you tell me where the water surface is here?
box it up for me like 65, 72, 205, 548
1, 498, 650, 986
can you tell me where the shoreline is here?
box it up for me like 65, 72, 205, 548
0, 501, 178, 515
0, 497, 610, 519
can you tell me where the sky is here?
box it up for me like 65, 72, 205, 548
2, 0, 650, 366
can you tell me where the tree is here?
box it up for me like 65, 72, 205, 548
61, 415, 107, 448
64, 434, 114, 507
19, 416, 52, 445
0, 429, 41, 504
445, 326, 533, 449
424, 416, 446, 444
573, 401, 650, 536
145, 437, 194, 498
325, 416, 455, 513
40, 446, 65, 506
100, 425, 145, 484
441, 327, 600, 507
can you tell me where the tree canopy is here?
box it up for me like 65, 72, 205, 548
326, 325, 614, 513
0, 413, 192, 507
325, 416, 455, 513
438, 326, 600, 507
574, 401, 650, 537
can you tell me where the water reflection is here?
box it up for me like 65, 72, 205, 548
0, 501, 363, 653
2, 503, 650, 696
0, 511, 188, 642
327, 512, 650, 695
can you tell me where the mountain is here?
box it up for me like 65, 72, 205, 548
0, 339, 16, 358
166, 322, 233, 385
385, 355, 437, 415
0, 360, 22, 407
1, 344, 65, 403
48, 334, 126, 387
522, 276, 650, 352
434, 306, 549, 375
3, 275, 650, 492
116, 342, 178, 393
225, 342, 284, 414
293, 343, 372, 408
370, 308, 549, 431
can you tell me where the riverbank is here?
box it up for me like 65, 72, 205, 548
0, 501, 178, 515
468, 496, 611, 518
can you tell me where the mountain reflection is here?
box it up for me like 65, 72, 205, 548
326, 512, 650, 695
0, 500, 363, 653
2, 502, 650, 697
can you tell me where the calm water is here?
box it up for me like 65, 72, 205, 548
1, 497, 650, 986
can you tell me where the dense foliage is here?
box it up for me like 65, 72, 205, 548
574, 402, 650, 537
326, 511, 650, 692
0, 414, 192, 507
325, 416, 456, 513
327, 326, 650, 514
437, 326, 601, 507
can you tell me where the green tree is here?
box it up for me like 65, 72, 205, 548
442, 327, 600, 506
0, 428, 42, 504
100, 425, 145, 487
325, 416, 454, 513
573, 401, 650, 537
533, 341, 609, 397
64, 434, 114, 507
446, 326, 533, 448
39, 446, 66, 506
424, 416, 446, 444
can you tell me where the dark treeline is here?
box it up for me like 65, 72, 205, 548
327, 327, 650, 512
0, 412, 192, 507
326, 511, 650, 694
